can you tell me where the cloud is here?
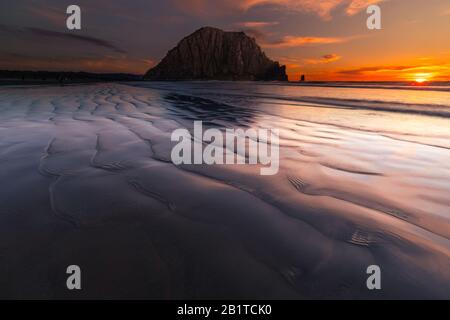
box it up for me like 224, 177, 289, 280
345, 0, 385, 15
338, 65, 415, 75
262, 35, 351, 48
236, 27, 363, 48
235, 21, 280, 28
173, 0, 385, 19
26, 28, 127, 54
240, 0, 344, 19
244, 0, 386, 18
336, 64, 450, 76
305, 53, 342, 64
27, 5, 66, 26
0, 24, 126, 54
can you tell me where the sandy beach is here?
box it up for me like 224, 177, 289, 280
0, 82, 449, 299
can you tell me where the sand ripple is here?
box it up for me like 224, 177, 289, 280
0, 83, 449, 299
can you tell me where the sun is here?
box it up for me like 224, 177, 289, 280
415, 77, 427, 83
412, 73, 432, 84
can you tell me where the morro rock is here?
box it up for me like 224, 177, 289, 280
145, 27, 288, 81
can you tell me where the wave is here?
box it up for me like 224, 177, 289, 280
285, 81, 450, 93
272, 96, 450, 118
128, 81, 450, 118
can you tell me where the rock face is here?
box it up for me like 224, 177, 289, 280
145, 27, 288, 81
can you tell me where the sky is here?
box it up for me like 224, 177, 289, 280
0, 0, 449, 81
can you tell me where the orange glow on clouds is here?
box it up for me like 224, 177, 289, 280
262, 36, 351, 48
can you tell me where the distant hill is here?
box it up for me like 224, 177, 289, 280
0, 70, 142, 85
145, 27, 288, 81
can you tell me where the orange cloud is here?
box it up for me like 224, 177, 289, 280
174, 0, 385, 19
338, 65, 415, 75
345, 0, 385, 15
263, 36, 351, 48
305, 54, 342, 64
235, 21, 280, 28
240, 0, 343, 19
338, 64, 450, 75
245, 0, 386, 18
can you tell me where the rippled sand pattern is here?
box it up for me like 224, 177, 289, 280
0, 83, 449, 299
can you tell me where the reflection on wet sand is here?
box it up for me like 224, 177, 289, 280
0, 82, 448, 299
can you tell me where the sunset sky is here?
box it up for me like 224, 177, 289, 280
1, 0, 449, 81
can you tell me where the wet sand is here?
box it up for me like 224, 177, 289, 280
0, 83, 449, 299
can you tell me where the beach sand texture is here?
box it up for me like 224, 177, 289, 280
0, 82, 449, 299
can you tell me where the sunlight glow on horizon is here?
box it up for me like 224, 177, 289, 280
412, 73, 433, 84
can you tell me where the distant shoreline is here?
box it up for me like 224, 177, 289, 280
1, 70, 449, 93
0, 70, 143, 86
0, 78, 142, 87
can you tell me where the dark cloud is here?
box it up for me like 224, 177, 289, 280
323, 54, 338, 60
0, 24, 126, 54
27, 27, 127, 54
304, 53, 341, 64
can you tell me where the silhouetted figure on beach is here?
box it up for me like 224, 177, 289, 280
300, 74, 306, 82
